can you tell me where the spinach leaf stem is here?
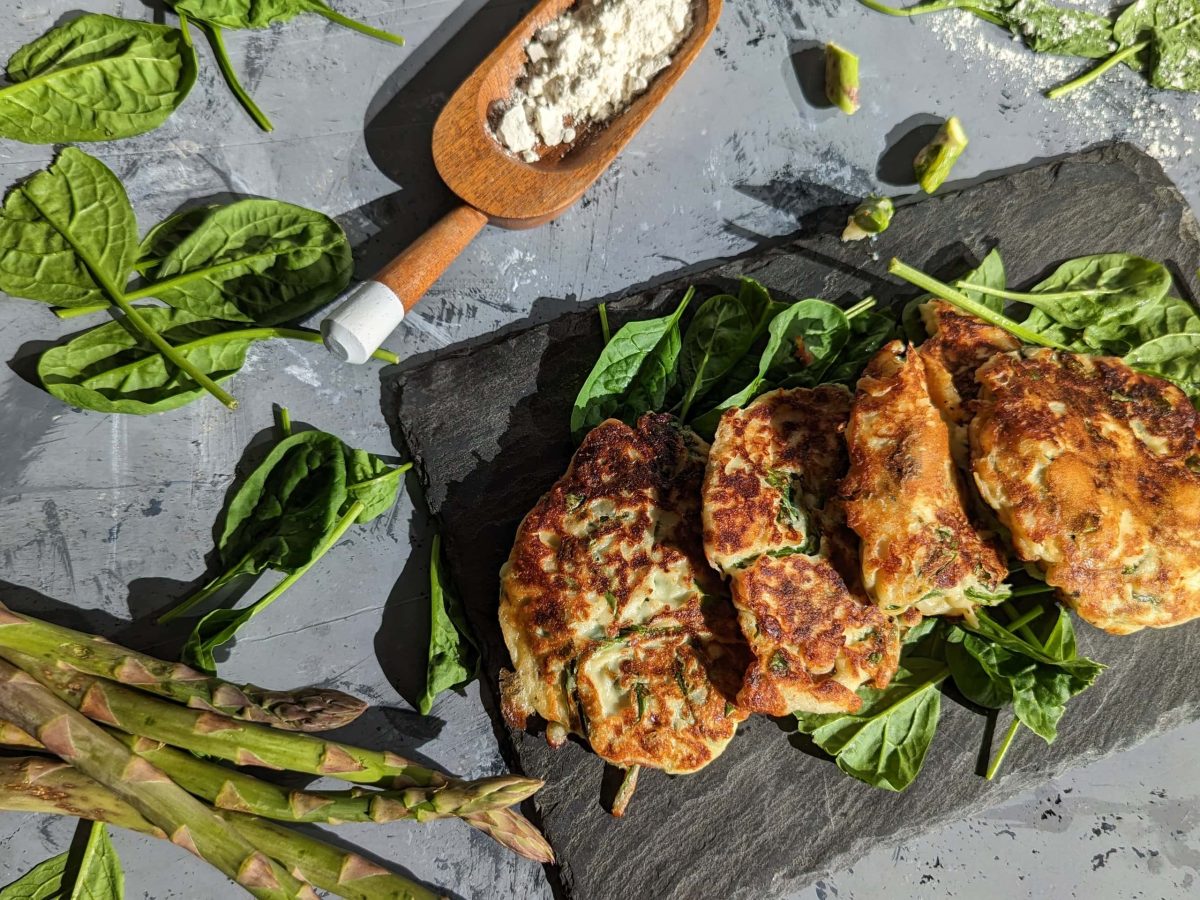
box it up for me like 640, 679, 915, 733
1046, 42, 1149, 99
197, 21, 274, 132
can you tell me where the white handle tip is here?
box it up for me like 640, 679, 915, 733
321, 281, 406, 364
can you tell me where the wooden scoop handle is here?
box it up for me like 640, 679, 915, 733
377, 204, 489, 312
320, 204, 489, 363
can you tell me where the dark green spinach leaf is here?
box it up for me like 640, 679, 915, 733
571, 289, 693, 440
677, 279, 772, 419
0, 15, 197, 144
419, 534, 480, 715
1125, 333, 1200, 404
795, 657, 948, 792
37, 308, 395, 416
131, 199, 354, 325
0, 821, 123, 900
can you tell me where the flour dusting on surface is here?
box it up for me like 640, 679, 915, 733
493, 0, 695, 161
923, 7, 1195, 165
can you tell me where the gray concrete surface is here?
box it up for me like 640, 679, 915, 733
0, 1, 1196, 898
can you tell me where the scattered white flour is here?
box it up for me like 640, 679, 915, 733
922, 8, 1197, 167
493, 0, 695, 162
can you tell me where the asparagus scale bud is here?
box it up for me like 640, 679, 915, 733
0, 659, 315, 900
0, 601, 367, 732
825, 42, 861, 115
0, 756, 445, 900
914, 116, 968, 194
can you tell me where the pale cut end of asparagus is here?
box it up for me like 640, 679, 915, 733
825, 42, 861, 115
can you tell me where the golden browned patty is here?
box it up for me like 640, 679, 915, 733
499, 414, 748, 774
732, 554, 899, 715
842, 341, 1010, 618
703, 387, 900, 716
972, 349, 1200, 634
702, 386, 852, 571
919, 300, 1021, 466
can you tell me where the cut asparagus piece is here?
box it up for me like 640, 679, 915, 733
4, 651, 553, 863
825, 42, 861, 114
0, 658, 315, 900
0, 756, 445, 900
914, 116, 968, 193
0, 601, 366, 731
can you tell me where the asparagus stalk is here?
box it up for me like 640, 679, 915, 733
4, 652, 553, 863
0, 756, 444, 900
0, 724, 539, 825
116, 734, 542, 825
0, 601, 366, 732
0, 658, 315, 900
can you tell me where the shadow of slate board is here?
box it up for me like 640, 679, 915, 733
392, 143, 1200, 900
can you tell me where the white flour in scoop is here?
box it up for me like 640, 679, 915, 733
493, 0, 695, 162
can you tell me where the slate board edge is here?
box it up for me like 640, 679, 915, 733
391, 142, 1200, 900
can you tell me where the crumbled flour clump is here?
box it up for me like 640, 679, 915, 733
493, 0, 695, 162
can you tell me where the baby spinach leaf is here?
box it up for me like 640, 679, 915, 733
823, 310, 897, 383
571, 289, 692, 440
1079, 294, 1200, 355
419, 534, 480, 715
677, 279, 773, 419
968, 254, 1172, 330
1, 148, 138, 306
37, 308, 393, 416
0, 15, 197, 144
769, 299, 854, 386
344, 447, 412, 525
1114, 0, 1200, 82
1001, 0, 1116, 58
131, 199, 354, 325
964, 610, 1104, 683
168, 0, 405, 46
1149, 10, 1200, 90
795, 657, 948, 792
38, 309, 252, 415
1125, 333, 1200, 404
0, 821, 123, 900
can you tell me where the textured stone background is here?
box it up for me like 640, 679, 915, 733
0, 1, 1197, 898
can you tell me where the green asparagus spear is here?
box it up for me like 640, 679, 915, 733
0, 601, 367, 732
0, 756, 444, 900
3, 651, 553, 863
843, 196, 895, 241
0, 723, 539, 824
825, 42, 861, 114
914, 116, 968, 193
117, 734, 542, 824
0, 658, 315, 900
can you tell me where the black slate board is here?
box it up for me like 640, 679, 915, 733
390, 144, 1200, 900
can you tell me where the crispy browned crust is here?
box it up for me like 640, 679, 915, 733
732, 554, 899, 716
842, 341, 1009, 618
703, 387, 899, 715
920, 300, 1021, 431
972, 349, 1200, 634
702, 386, 852, 571
499, 414, 748, 774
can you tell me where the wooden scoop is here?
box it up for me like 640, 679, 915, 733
322, 0, 723, 363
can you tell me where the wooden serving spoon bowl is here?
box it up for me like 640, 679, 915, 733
322, 0, 724, 363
